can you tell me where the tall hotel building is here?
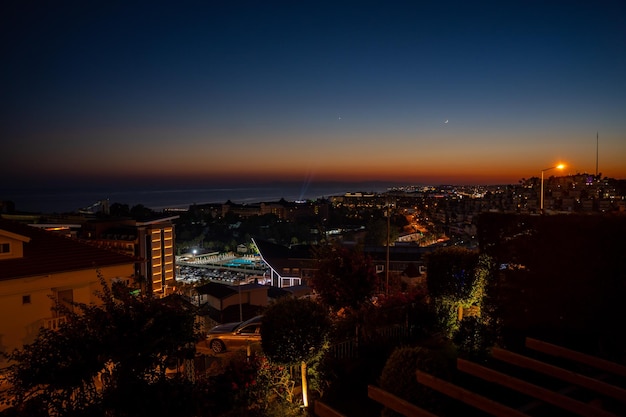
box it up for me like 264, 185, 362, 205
77, 215, 179, 297
136, 217, 177, 295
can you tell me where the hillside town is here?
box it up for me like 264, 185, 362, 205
1, 173, 626, 416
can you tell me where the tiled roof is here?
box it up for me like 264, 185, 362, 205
281, 284, 312, 295
238, 282, 269, 292
267, 286, 291, 299
267, 285, 312, 299
195, 281, 238, 298
253, 239, 430, 274
0, 218, 136, 281
253, 239, 316, 271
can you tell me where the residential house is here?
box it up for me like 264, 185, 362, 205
253, 238, 431, 289
0, 219, 136, 363
195, 281, 267, 329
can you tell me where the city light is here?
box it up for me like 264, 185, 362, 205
540, 164, 565, 213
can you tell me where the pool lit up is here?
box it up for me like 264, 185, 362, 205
224, 258, 258, 267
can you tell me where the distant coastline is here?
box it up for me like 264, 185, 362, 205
1, 181, 400, 214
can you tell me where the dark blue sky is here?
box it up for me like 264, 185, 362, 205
2, 1, 625, 189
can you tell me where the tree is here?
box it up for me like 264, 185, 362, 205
453, 316, 495, 362
0, 276, 199, 417
310, 243, 380, 311
129, 204, 155, 220
425, 247, 492, 337
379, 344, 456, 416
260, 297, 330, 409
108, 202, 130, 217
365, 216, 402, 246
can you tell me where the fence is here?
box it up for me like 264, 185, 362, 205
328, 323, 409, 360
374, 323, 409, 341
329, 339, 359, 359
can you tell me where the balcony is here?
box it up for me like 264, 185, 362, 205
42, 316, 67, 330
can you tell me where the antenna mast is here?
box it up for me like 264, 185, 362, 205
596, 132, 598, 177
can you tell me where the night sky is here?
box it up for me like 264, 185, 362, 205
2, 1, 625, 190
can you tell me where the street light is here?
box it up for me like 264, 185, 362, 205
540, 164, 565, 213
386, 200, 390, 296
385, 197, 394, 296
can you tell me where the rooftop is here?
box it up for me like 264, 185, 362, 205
0, 218, 137, 281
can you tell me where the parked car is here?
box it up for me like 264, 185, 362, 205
206, 315, 263, 353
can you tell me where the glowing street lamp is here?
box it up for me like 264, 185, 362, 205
540, 164, 565, 213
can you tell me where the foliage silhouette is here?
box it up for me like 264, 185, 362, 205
311, 243, 380, 311
1, 275, 199, 417
261, 297, 330, 408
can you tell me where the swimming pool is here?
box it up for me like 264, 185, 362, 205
224, 258, 257, 267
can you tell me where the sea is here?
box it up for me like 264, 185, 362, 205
1, 181, 397, 214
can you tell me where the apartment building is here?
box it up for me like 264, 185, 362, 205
0, 218, 136, 361
79, 215, 179, 296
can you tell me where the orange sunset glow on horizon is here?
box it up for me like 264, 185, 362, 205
2, 2, 625, 196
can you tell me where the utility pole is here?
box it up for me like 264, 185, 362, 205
239, 274, 243, 321
386, 198, 391, 296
